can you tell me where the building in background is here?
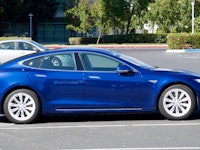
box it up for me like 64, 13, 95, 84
4, 0, 70, 44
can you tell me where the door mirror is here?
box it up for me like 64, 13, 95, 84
116, 65, 134, 75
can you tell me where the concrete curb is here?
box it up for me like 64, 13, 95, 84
45, 44, 168, 50
166, 49, 200, 53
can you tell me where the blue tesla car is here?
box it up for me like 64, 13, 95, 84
0, 47, 200, 123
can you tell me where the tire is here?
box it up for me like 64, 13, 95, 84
158, 84, 196, 120
3, 89, 41, 124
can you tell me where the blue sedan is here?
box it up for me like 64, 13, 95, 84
0, 47, 200, 123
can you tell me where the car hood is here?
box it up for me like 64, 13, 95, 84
152, 67, 200, 77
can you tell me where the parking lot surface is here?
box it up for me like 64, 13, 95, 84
1, 48, 200, 150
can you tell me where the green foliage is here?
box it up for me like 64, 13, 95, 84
167, 33, 200, 49
103, 34, 167, 43
102, 0, 127, 33
127, 0, 151, 33
145, 0, 200, 33
65, 0, 94, 35
65, 0, 150, 36
68, 34, 166, 45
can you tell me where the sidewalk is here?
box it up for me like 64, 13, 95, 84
44, 43, 168, 49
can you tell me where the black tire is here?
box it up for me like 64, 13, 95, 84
158, 84, 196, 120
3, 89, 41, 124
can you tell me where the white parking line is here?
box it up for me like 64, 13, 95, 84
130, 122, 200, 127
65, 147, 200, 150
0, 122, 200, 130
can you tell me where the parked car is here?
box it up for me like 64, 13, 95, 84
0, 39, 47, 64
0, 47, 200, 124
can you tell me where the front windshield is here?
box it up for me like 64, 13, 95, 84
111, 51, 154, 69
30, 40, 47, 51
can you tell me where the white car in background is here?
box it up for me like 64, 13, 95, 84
0, 39, 47, 64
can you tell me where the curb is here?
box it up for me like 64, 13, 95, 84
45, 44, 168, 49
166, 49, 200, 53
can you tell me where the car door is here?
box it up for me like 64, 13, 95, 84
0, 41, 36, 63
80, 52, 143, 109
24, 52, 85, 110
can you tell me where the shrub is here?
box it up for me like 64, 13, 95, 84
102, 34, 168, 44
167, 33, 200, 49
68, 34, 167, 45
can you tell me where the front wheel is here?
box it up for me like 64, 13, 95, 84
3, 89, 41, 124
158, 84, 196, 120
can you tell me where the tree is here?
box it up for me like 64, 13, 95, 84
91, 0, 127, 42
19, 0, 60, 40
65, 0, 128, 41
103, 0, 127, 34
65, 0, 95, 37
144, 0, 200, 33
0, 0, 23, 36
146, 0, 180, 33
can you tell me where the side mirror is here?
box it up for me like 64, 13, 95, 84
116, 65, 135, 75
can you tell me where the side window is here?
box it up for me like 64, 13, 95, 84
23, 43, 35, 50
0, 42, 15, 49
23, 53, 76, 70
80, 53, 121, 71
16, 42, 25, 50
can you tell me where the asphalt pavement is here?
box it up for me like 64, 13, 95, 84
1, 46, 200, 150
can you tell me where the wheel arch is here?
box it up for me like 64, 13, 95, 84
1, 86, 42, 114
156, 82, 198, 111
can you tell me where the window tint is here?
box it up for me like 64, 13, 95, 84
0, 42, 37, 50
17, 42, 37, 50
23, 53, 76, 70
80, 53, 122, 71
0, 42, 15, 49
22, 42, 35, 50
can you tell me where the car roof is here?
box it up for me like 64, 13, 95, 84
5, 47, 116, 62
25, 47, 113, 55
38, 47, 116, 56
0, 39, 32, 43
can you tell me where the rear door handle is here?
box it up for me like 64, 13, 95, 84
88, 76, 101, 79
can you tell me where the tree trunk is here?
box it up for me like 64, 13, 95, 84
96, 32, 101, 44
126, 16, 131, 35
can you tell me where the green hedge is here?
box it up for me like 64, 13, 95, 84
0, 36, 31, 41
167, 33, 200, 49
68, 34, 168, 45
102, 34, 168, 44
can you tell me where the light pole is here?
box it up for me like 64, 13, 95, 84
192, 0, 195, 34
28, 13, 33, 39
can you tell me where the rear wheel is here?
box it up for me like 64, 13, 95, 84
158, 84, 196, 120
3, 89, 41, 124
